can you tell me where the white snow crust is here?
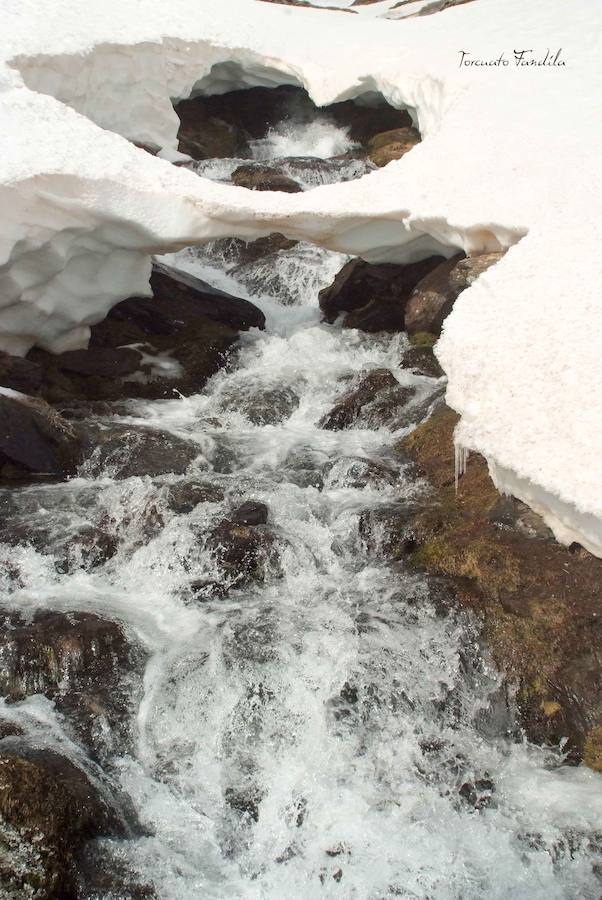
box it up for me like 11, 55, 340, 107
1, 0, 602, 555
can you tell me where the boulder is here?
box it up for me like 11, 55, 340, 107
82, 424, 201, 479
30, 263, 262, 404
405, 251, 505, 338
367, 127, 421, 167
205, 516, 276, 589
0, 609, 147, 761
218, 384, 300, 425
404, 253, 466, 336
0, 390, 82, 477
166, 480, 225, 514
231, 500, 269, 526
0, 351, 42, 394
402, 344, 445, 378
175, 97, 245, 159
319, 256, 444, 332
323, 456, 398, 490
319, 369, 415, 430
359, 502, 419, 558
0, 745, 137, 900
231, 164, 303, 193
54, 347, 142, 378
447, 251, 506, 295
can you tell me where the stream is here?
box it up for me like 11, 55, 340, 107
1, 118, 601, 899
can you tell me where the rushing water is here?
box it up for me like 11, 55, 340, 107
1, 121, 602, 899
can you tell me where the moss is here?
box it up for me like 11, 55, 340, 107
409, 331, 437, 348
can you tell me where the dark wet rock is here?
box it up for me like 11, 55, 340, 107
0, 351, 43, 394
487, 496, 554, 541
219, 384, 300, 425
319, 368, 415, 430
231, 164, 303, 193
214, 233, 298, 267
0, 744, 137, 900
0, 391, 82, 478
359, 503, 419, 558
55, 525, 119, 573
367, 126, 421, 167
324, 456, 398, 490
402, 334, 445, 378
205, 516, 277, 588
393, 382, 447, 430
54, 347, 142, 378
231, 500, 269, 526
319, 256, 444, 332
0, 609, 147, 761
175, 97, 245, 160
224, 785, 264, 822
404, 253, 466, 337
63, 261, 265, 401
77, 843, 157, 900
328, 98, 412, 146
147, 262, 265, 332
458, 778, 495, 809
402, 405, 602, 768
166, 480, 225, 514
82, 424, 200, 479
0, 720, 23, 740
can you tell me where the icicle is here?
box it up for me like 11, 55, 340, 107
454, 438, 469, 491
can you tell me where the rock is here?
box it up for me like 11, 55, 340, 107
447, 251, 506, 295
166, 480, 225, 514
175, 97, 245, 159
83, 424, 200, 479
0, 351, 42, 394
404, 253, 466, 337
401, 405, 602, 767
217, 233, 298, 267
54, 347, 142, 378
367, 127, 421, 167
78, 262, 264, 401
231, 164, 303, 193
0, 720, 23, 740
0, 609, 147, 761
224, 785, 264, 822
487, 496, 554, 541
402, 345, 444, 378
219, 384, 300, 425
55, 525, 119, 573
359, 503, 419, 558
205, 516, 276, 589
328, 99, 412, 146
324, 456, 398, 490
319, 256, 444, 332
231, 500, 269, 526
0, 745, 137, 900
319, 368, 415, 430
0, 390, 82, 477
458, 778, 495, 809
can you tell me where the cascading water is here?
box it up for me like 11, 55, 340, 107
1, 118, 601, 899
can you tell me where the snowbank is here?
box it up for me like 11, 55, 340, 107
1, 0, 601, 555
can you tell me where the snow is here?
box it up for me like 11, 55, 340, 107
1, 0, 602, 555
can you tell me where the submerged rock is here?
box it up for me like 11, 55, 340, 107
166, 480, 225, 514
319, 256, 444, 331
205, 514, 276, 589
219, 384, 300, 425
0, 744, 138, 900
319, 368, 414, 430
82, 424, 201, 479
0, 391, 82, 479
0, 609, 147, 761
231, 164, 302, 193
